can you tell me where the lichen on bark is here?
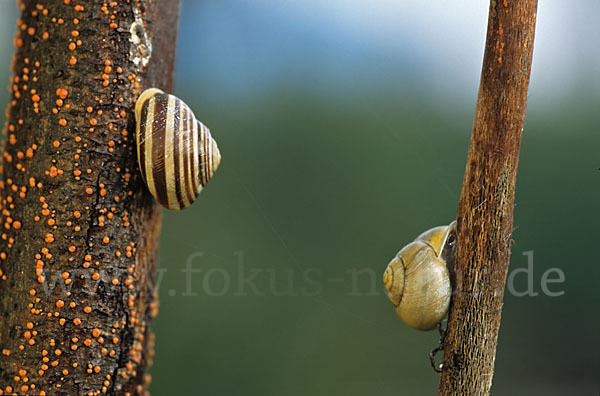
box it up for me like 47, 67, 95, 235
0, 1, 179, 395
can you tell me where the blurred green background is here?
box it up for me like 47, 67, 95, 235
1, 1, 599, 395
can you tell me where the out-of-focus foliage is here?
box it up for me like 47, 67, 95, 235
0, 1, 598, 395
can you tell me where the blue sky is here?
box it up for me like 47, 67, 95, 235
1, 1, 599, 106
175, 1, 599, 103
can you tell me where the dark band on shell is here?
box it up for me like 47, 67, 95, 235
135, 88, 221, 210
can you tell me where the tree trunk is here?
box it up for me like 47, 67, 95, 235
0, 1, 179, 395
438, 1, 538, 395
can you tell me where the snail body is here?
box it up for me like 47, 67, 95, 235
135, 88, 221, 210
383, 221, 456, 330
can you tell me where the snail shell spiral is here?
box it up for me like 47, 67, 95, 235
383, 221, 456, 330
135, 88, 221, 210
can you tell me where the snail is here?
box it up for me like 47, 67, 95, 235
135, 88, 221, 210
383, 221, 456, 331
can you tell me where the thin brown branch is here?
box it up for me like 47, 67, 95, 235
438, 1, 538, 395
0, 1, 179, 395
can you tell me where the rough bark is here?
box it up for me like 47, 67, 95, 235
0, 1, 179, 395
437, 1, 538, 395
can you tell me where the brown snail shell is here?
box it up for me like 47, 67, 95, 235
135, 88, 221, 210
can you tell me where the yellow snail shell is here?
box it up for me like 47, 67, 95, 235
383, 221, 456, 330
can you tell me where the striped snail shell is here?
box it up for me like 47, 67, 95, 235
383, 221, 456, 330
135, 88, 221, 210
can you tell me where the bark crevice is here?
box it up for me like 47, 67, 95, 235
0, 1, 180, 395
